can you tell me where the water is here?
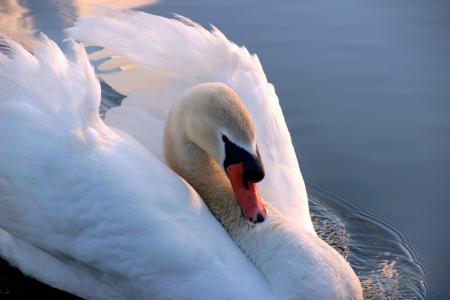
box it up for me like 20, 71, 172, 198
310, 189, 426, 299
1, 0, 449, 298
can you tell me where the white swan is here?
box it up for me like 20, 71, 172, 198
0, 11, 362, 300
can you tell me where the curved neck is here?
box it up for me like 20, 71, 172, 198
163, 88, 290, 289
165, 129, 298, 294
165, 132, 244, 234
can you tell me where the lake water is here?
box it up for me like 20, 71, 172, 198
1, 0, 449, 298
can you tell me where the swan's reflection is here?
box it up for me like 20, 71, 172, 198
380, 259, 398, 280
0, 0, 159, 48
74, 0, 159, 15
0, 0, 36, 49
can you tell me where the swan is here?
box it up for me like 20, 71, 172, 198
0, 11, 363, 300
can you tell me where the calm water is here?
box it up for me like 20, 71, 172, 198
1, 0, 449, 298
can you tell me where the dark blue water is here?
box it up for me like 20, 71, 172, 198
1, 0, 449, 298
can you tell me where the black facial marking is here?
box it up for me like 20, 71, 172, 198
222, 135, 265, 184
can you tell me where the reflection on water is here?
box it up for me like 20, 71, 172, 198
0, 0, 35, 49
70, 0, 159, 17
0, 0, 159, 47
310, 187, 427, 299
1, 0, 448, 298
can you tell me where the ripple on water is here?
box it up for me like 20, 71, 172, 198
309, 186, 427, 299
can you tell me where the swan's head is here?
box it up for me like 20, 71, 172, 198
168, 82, 267, 224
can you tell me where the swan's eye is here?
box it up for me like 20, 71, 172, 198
222, 135, 265, 184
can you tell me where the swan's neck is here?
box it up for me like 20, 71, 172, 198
166, 136, 244, 234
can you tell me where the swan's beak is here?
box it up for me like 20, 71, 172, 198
226, 163, 266, 224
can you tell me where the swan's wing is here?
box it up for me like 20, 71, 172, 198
67, 11, 314, 232
0, 36, 271, 299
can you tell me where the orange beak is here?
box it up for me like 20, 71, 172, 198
226, 163, 266, 224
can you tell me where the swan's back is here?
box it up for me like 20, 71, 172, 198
67, 11, 315, 233
0, 36, 272, 299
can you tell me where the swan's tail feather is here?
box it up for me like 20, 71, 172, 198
0, 36, 116, 298
0, 35, 103, 235
0, 34, 101, 132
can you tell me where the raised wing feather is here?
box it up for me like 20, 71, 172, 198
67, 11, 314, 232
